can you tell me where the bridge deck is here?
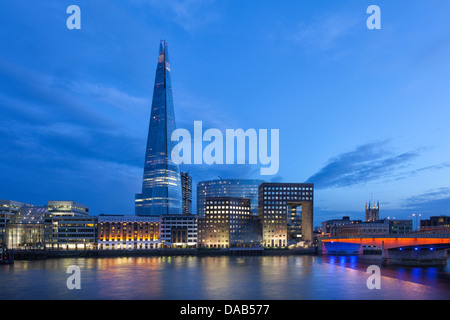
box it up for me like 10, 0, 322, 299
321, 233, 450, 250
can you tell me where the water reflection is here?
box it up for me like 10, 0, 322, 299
0, 256, 449, 300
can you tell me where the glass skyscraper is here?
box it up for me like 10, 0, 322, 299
135, 41, 183, 216
197, 179, 264, 217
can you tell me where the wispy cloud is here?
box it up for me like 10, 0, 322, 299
131, 0, 221, 32
306, 141, 419, 189
405, 188, 450, 206
287, 12, 360, 52
0, 59, 147, 170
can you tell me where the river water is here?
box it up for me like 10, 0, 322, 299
1, 255, 449, 300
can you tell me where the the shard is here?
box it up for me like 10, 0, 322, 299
135, 41, 182, 216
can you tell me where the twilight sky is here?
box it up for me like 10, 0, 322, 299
1, 0, 450, 225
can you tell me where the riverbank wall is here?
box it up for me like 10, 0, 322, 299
11, 248, 317, 260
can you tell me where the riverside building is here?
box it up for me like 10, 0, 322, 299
198, 197, 261, 248
0, 200, 34, 244
258, 183, 314, 247
160, 214, 198, 248
197, 179, 264, 217
45, 201, 97, 250
98, 215, 161, 250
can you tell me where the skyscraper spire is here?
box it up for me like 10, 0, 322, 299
135, 41, 182, 216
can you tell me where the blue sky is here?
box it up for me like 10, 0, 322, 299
1, 0, 450, 225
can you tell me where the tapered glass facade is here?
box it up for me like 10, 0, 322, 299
136, 41, 183, 216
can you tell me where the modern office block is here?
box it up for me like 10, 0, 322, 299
160, 214, 197, 248
197, 179, 264, 217
47, 200, 89, 216
258, 183, 314, 247
6, 207, 47, 250
0, 200, 34, 244
198, 197, 260, 248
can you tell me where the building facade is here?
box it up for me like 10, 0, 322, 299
47, 200, 89, 216
420, 216, 450, 233
198, 197, 261, 248
333, 219, 412, 237
45, 201, 97, 250
160, 215, 197, 248
6, 207, 47, 250
197, 179, 264, 217
98, 215, 161, 250
136, 41, 183, 216
258, 183, 314, 247
0, 200, 34, 245
321, 216, 362, 237
181, 172, 193, 215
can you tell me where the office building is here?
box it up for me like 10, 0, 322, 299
420, 216, 450, 233
135, 41, 183, 216
160, 214, 197, 248
333, 218, 412, 237
197, 179, 264, 217
321, 216, 362, 237
258, 183, 314, 247
47, 200, 89, 216
198, 197, 261, 248
6, 207, 47, 250
181, 172, 193, 215
0, 200, 34, 244
45, 201, 97, 250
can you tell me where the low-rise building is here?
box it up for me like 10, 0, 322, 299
420, 216, 450, 233
98, 215, 160, 250
161, 214, 197, 248
0, 200, 34, 245
321, 216, 361, 237
46, 201, 97, 250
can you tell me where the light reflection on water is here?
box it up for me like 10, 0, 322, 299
0, 256, 449, 300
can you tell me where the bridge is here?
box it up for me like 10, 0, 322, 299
319, 233, 450, 266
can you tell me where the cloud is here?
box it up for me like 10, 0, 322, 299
394, 188, 450, 218
405, 188, 450, 206
306, 141, 419, 189
287, 12, 360, 52
131, 0, 221, 32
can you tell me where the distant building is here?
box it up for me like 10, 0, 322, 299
98, 215, 160, 250
388, 219, 413, 234
0, 200, 34, 244
47, 200, 89, 216
420, 216, 450, 233
258, 183, 314, 247
321, 216, 362, 236
160, 215, 197, 248
181, 172, 193, 215
365, 201, 379, 222
197, 179, 264, 217
333, 219, 412, 237
198, 197, 261, 248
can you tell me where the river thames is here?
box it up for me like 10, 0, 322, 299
1, 255, 449, 300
